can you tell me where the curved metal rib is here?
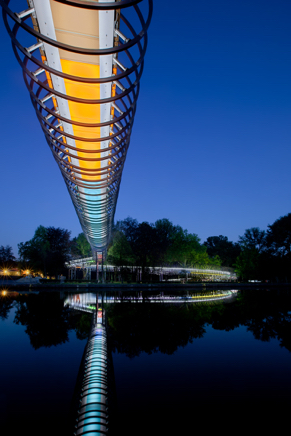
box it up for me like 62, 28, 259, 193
1, 0, 152, 252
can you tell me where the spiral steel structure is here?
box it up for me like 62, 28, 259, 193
1, 0, 152, 252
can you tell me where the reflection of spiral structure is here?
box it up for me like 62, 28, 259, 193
1, 0, 152, 252
75, 320, 109, 435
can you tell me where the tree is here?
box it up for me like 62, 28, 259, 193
167, 227, 205, 267
18, 225, 71, 277
0, 245, 15, 266
71, 233, 91, 258
266, 213, 291, 256
107, 231, 135, 268
204, 235, 241, 266
114, 217, 218, 270
234, 248, 260, 281
154, 218, 178, 265
238, 228, 266, 252
115, 217, 139, 245
132, 222, 158, 274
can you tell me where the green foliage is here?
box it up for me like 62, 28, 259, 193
107, 231, 135, 266
71, 233, 91, 258
18, 225, 71, 277
234, 248, 260, 281
113, 217, 219, 270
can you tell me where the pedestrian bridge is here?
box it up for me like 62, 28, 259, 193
1, 0, 152, 253
66, 257, 236, 281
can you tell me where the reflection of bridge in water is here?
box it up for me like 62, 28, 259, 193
64, 289, 239, 434
65, 290, 238, 312
66, 289, 238, 433
71, 294, 110, 435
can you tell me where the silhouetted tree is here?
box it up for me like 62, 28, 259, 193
266, 213, 291, 256
154, 218, 176, 265
115, 217, 139, 245
204, 235, 241, 266
18, 225, 71, 277
238, 227, 266, 252
132, 222, 158, 274
0, 245, 15, 266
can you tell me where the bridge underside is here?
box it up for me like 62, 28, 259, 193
2, 0, 152, 252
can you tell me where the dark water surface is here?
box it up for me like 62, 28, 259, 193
0, 289, 291, 435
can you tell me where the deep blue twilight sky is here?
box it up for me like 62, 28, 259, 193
1, 0, 291, 257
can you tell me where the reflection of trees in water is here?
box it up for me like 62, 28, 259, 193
242, 290, 291, 351
75, 313, 92, 340
107, 290, 291, 356
107, 303, 212, 357
14, 293, 91, 349
3, 290, 291, 353
0, 295, 14, 320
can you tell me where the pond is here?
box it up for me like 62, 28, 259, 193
0, 288, 290, 435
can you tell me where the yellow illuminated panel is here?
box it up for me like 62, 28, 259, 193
61, 60, 101, 181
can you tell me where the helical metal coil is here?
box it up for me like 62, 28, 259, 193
1, 0, 152, 252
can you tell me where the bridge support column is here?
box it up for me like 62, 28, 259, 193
96, 252, 99, 282
71, 268, 76, 280
102, 251, 104, 284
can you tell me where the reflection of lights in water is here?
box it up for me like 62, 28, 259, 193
64, 291, 238, 310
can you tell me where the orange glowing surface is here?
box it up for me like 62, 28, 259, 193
61, 59, 101, 181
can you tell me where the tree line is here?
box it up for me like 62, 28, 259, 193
107, 217, 222, 277
0, 226, 91, 278
1, 212, 291, 281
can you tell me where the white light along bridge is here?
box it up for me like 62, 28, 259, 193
65, 291, 239, 312
66, 257, 237, 281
